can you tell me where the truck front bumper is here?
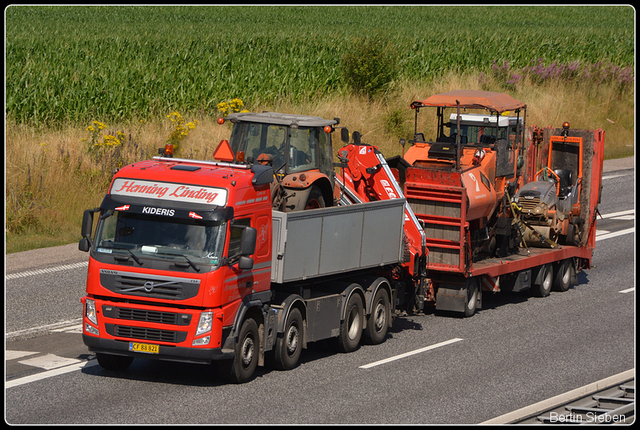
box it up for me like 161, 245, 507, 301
83, 334, 233, 365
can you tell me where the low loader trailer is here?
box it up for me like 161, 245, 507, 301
79, 107, 603, 383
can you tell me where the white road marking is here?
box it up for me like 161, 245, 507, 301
595, 228, 635, 241
599, 209, 634, 219
5, 261, 88, 280
359, 338, 463, 369
51, 324, 83, 334
619, 287, 635, 294
5, 350, 39, 361
6, 318, 83, 340
5, 360, 99, 389
611, 215, 634, 220
19, 354, 81, 370
602, 174, 631, 180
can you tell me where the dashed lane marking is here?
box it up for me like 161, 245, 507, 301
359, 338, 463, 369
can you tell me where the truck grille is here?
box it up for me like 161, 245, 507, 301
105, 324, 188, 343
99, 269, 200, 300
117, 307, 176, 324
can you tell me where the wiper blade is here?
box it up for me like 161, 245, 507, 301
154, 248, 201, 272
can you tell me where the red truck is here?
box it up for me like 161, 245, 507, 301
80, 103, 604, 383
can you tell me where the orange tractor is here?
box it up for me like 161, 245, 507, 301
213, 112, 342, 212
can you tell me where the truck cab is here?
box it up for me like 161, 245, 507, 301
79, 157, 273, 379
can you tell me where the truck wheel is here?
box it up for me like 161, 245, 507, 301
553, 259, 573, 292
364, 288, 390, 345
337, 293, 363, 353
531, 264, 553, 297
304, 185, 325, 210
218, 317, 259, 383
96, 353, 133, 371
463, 277, 479, 318
274, 308, 303, 370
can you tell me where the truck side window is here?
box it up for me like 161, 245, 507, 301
228, 218, 251, 256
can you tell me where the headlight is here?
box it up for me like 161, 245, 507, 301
192, 336, 210, 346
85, 299, 98, 325
85, 322, 99, 335
195, 311, 213, 336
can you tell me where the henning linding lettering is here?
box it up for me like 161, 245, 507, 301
169, 186, 219, 204
114, 180, 169, 198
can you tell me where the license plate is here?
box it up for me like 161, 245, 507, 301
129, 342, 159, 354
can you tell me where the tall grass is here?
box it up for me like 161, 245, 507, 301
6, 70, 634, 253
6, 5, 634, 126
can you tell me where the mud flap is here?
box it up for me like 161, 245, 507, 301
435, 286, 481, 313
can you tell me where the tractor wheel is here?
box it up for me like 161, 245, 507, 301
304, 185, 325, 210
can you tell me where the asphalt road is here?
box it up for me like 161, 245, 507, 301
4, 157, 635, 424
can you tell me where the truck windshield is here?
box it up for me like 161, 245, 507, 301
94, 210, 226, 266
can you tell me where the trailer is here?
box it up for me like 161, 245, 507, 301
369, 91, 605, 316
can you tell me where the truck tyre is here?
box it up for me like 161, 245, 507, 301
463, 277, 479, 318
531, 264, 553, 297
304, 185, 325, 210
364, 288, 390, 345
553, 259, 573, 292
217, 317, 259, 383
96, 353, 133, 371
337, 293, 363, 353
274, 307, 303, 370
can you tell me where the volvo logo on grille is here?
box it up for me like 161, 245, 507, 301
120, 279, 180, 293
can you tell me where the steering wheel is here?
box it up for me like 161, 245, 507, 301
534, 167, 561, 196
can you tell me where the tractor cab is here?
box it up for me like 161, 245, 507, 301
214, 112, 340, 212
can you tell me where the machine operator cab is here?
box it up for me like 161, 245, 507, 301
404, 90, 527, 177
441, 113, 523, 147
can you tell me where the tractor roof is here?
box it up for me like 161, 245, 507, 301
410, 90, 526, 113
226, 111, 338, 127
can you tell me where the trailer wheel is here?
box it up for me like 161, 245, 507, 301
464, 277, 479, 318
553, 259, 574, 292
531, 264, 553, 297
96, 353, 133, 371
364, 288, 390, 345
337, 293, 363, 353
217, 317, 259, 383
274, 308, 303, 370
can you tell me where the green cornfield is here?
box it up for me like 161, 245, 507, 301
6, 5, 634, 127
